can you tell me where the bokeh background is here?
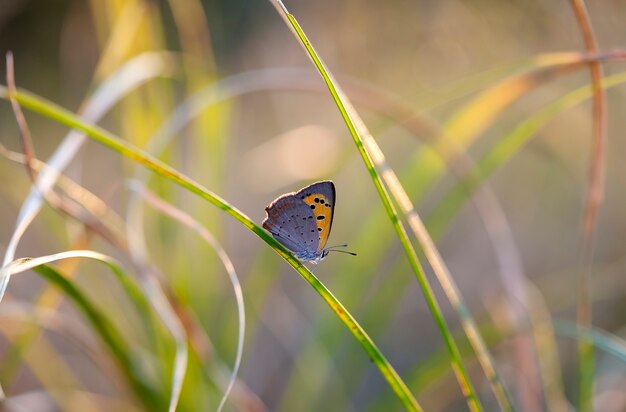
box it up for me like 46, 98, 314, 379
1, 0, 626, 411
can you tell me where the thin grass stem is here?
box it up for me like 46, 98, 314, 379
569, 2, 606, 411
269, 1, 483, 409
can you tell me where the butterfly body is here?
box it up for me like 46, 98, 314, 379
262, 181, 336, 264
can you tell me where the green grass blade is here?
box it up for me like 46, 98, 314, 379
3, 259, 162, 409
128, 182, 245, 412
269, 1, 482, 410
405, 51, 626, 218
2, 250, 189, 410
568, 4, 606, 410
90, 250, 188, 412
33, 265, 161, 410
426, 70, 626, 240
0, 86, 422, 412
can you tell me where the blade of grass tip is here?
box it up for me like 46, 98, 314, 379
0, 52, 175, 304
269, 0, 484, 409
569, 2, 606, 411
1, 251, 164, 410
126, 181, 243, 412
5, 88, 422, 412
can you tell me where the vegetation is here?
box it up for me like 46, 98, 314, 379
1, 1, 625, 410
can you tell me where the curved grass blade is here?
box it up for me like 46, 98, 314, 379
0, 52, 176, 304
2, 249, 187, 412
127, 181, 244, 412
427, 70, 626, 239
269, 0, 487, 409
2, 252, 164, 410
3, 52, 185, 410
421, 69, 626, 410
406, 50, 626, 211
0, 87, 422, 412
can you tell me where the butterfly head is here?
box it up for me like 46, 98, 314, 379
295, 246, 355, 265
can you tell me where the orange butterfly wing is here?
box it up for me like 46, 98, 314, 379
300, 182, 335, 253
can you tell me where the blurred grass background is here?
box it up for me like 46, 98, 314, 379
1, 0, 626, 411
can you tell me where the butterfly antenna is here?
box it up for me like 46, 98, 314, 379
325, 244, 357, 256
328, 249, 357, 256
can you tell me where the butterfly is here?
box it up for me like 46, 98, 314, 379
262, 180, 356, 264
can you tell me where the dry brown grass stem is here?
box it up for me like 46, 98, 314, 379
569, 1, 607, 411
